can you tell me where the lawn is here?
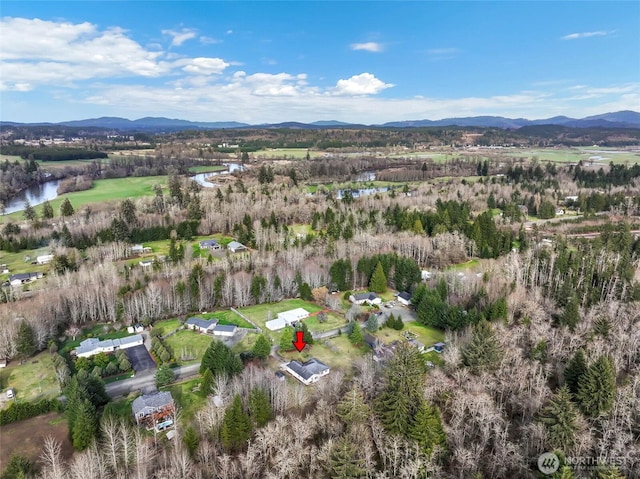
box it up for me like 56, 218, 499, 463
162, 378, 207, 422
304, 312, 347, 334
446, 259, 480, 271
0, 352, 60, 405
279, 335, 367, 371
239, 299, 325, 335
253, 148, 322, 159
188, 165, 226, 173
103, 395, 139, 421
504, 147, 640, 165
2, 176, 168, 222
375, 322, 445, 348
0, 247, 52, 283
125, 234, 234, 262
199, 310, 254, 329
163, 330, 213, 364
153, 318, 183, 336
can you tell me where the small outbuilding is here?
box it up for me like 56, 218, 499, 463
213, 324, 238, 337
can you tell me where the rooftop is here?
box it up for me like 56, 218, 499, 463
286, 358, 330, 381
185, 317, 218, 329
132, 391, 174, 415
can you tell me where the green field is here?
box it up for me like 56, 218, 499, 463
199, 310, 254, 329
0, 352, 60, 405
2, 176, 168, 222
163, 330, 213, 364
280, 335, 368, 371
188, 165, 226, 173
253, 148, 322, 159
505, 147, 640, 165
375, 322, 445, 348
239, 299, 326, 337
0, 248, 52, 283
153, 318, 182, 336
162, 378, 207, 422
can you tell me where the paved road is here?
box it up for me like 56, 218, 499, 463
105, 362, 201, 399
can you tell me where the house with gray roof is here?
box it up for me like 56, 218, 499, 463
227, 241, 247, 253
74, 334, 144, 358
132, 391, 175, 428
9, 272, 43, 287
185, 317, 218, 333
213, 324, 238, 337
284, 358, 330, 385
350, 292, 382, 306
199, 239, 221, 250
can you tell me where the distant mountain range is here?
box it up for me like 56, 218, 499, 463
2, 111, 639, 132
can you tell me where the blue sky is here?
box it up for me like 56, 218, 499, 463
1, 1, 638, 123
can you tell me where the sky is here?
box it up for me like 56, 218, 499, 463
1, 1, 639, 124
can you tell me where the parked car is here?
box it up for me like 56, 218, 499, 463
6, 388, 15, 399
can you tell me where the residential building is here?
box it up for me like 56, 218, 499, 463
185, 317, 218, 334
227, 241, 247, 253
132, 391, 176, 430
36, 254, 55, 265
199, 239, 221, 250
397, 291, 412, 306
265, 307, 309, 331
127, 324, 145, 334
213, 324, 238, 337
284, 358, 330, 385
131, 244, 144, 255
9, 272, 43, 287
74, 334, 144, 358
350, 292, 382, 306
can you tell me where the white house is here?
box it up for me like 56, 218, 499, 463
131, 244, 145, 255
284, 358, 330, 385
397, 291, 412, 306
132, 391, 176, 429
350, 292, 382, 306
199, 239, 221, 250
74, 334, 144, 358
185, 317, 218, 334
227, 241, 247, 253
9, 272, 43, 287
421, 270, 433, 281
213, 324, 237, 337
266, 308, 310, 331
127, 324, 144, 334
36, 254, 55, 265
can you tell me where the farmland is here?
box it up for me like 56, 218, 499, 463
0, 352, 60, 405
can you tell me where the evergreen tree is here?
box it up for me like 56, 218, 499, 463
60, 198, 75, 217
295, 322, 314, 345
248, 388, 273, 428
538, 386, 582, 453
337, 385, 371, 426
365, 314, 379, 332
408, 402, 448, 457
299, 282, 313, 301
328, 437, 366, 479
22, 199, 36, 222
279, 327, 295, 352
349, 322, 364, 346
155, 365, 175, 388
220, 395, 252, 452
252, 335, 271, 360
199, 368, 214, 397
72, 399, 98, 451
461, 320, 504, 374
120, 199, 137, 225
576, 355, 616, 417
561, 296, 581, 331
200, 340, 243, 378
369, 261, 387, 293
376, 343, 426, 435
182, 426, 200, 458
42, 200, 54, 219
16, 321, 36, 358
554, 466, 577, 479
595, 466, 625, 479
564, 349, 587, 396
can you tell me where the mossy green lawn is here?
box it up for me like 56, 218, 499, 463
0, 352, 60, 406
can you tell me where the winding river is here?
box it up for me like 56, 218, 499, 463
3, 163, 244, 214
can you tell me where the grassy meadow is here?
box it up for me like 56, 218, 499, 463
0, 352, 60, 405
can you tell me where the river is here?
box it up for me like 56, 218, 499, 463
2, 163, 244, 214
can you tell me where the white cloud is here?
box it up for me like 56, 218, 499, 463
561, 30, 612, 40
333, 73, 394, 95
162, 28, 197, 46
427, 48, 459, 56
350, 42, 384, 52
199, 36, 221, 45
180, 57, 229, 75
